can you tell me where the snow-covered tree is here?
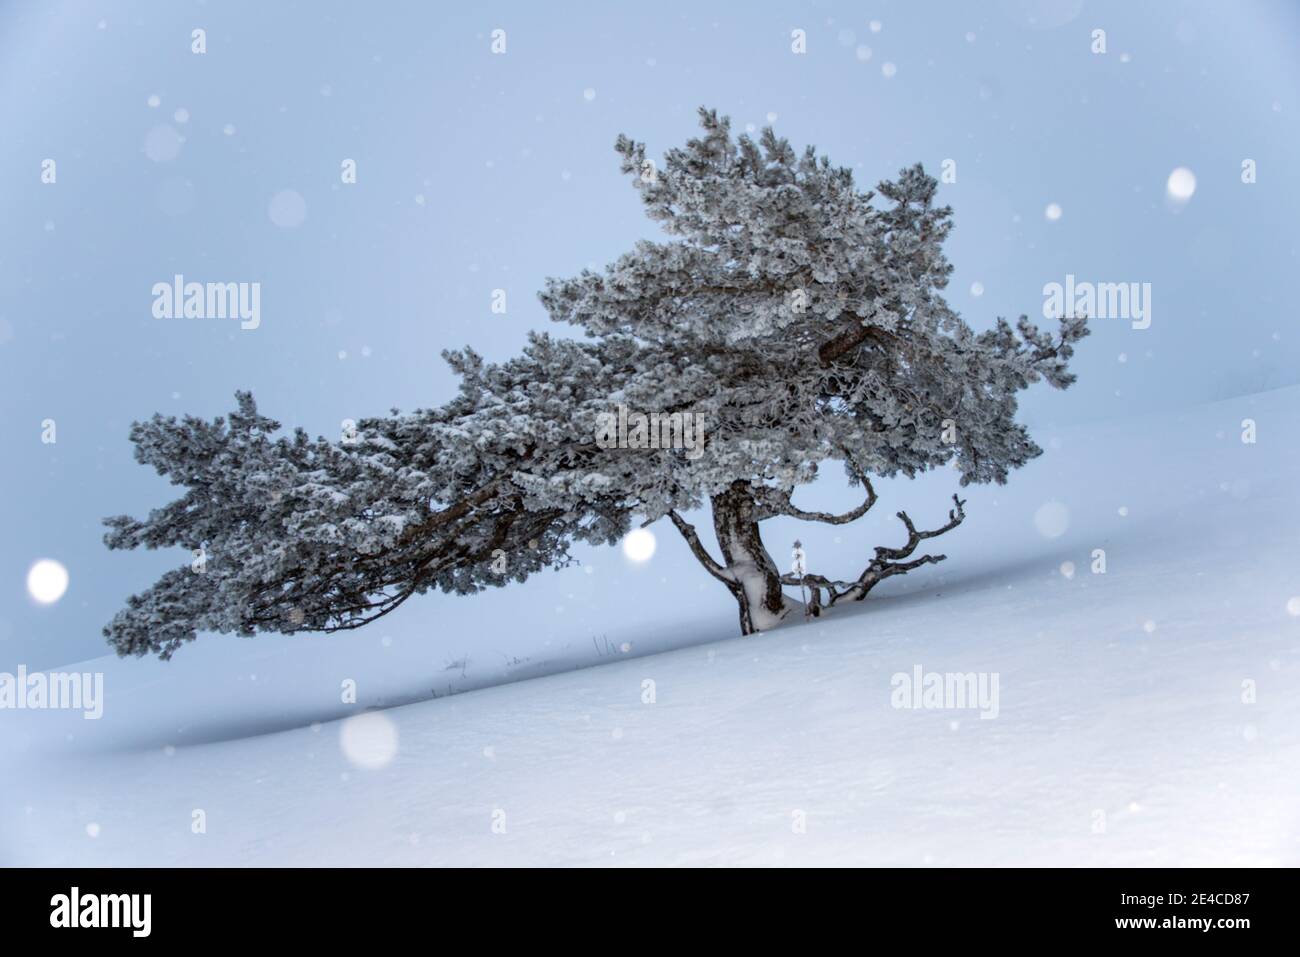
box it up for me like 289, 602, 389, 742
104, 109, 1086, 658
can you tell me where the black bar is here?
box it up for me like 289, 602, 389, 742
0, 867, 1287, 943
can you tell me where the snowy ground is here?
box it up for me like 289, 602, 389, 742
2, 387, 1298, 866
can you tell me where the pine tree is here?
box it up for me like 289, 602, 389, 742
104, 108, 1087, 658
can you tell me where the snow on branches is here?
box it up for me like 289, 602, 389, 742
104, 108, 1086, 655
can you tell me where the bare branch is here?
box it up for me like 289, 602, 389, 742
874, 494, 966, 561
874, 552, 947, 578
753, 451, 880, 525
760, 476, 878, 525
667, 510, 732, 583
779, 572, 853, 591
819, 494, 966, 605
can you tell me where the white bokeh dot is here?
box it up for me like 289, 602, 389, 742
143, 125, 184, 162
27, 559, 69, 604
622, 528, 656, 563
339, 712, 399, 770
269, 189, 307, 228
1033, 501, 1070, 539
1166, 166, 1196, 202
1045, 202, 1063, 222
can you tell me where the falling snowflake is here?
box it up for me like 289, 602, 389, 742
339, 712, 399, 769
1166, 167, 1196, 202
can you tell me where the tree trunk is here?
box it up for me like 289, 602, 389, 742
710, 481, 794, 634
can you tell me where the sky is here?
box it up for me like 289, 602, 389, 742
2, 0, 1298, 671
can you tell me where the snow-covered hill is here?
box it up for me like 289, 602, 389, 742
2, 387, 1298, 866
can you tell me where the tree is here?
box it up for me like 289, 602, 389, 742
103, 108, 1087, 658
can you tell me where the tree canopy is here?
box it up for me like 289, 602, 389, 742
104, 108, 1086, 657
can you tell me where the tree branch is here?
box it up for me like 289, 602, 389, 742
817, 322, 900, 366
815, 494, 966, 605
758, 474, 878, 525
667, 510, 732, 583
873, 495, 966, 561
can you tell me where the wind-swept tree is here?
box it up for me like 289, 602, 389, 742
104, 109, 1086, 658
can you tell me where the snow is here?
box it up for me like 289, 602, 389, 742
621, 528, 656, 562
142, 125, 183, 163
2, 386, 1298, 866
25, 559, 68, 605
1166, 167, 1197, 202
268, 189, 307, 229
1032, 500, 1070, 539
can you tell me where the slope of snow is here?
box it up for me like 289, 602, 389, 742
2, 387, 1298, 866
